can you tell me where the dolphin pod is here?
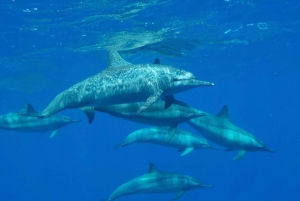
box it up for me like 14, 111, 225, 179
105, 163, 213, 201
95, 98, 274, 160
1, 51, 276, 200
0, 103, 80, 138
22, 51, 213, 121
115, 126, 219, 156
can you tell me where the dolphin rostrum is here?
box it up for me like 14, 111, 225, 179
104, 163, 213, 201
115, 126, 219, 156
24, 51, 213, 121
95, 100, 206, 141
0, 103, 80, 138
186, 104, 275, 160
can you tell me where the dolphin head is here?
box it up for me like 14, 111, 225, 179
163, 68, 214, 96
249, 138, 275, 153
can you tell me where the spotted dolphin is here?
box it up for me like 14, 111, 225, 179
0, 103, 80, 138
94, 100, 206, 141
185, 103, 275, 160
104, 163, 213, 201
23, 51, 213, 121
115, 126, 218, 156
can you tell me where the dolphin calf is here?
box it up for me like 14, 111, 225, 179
24, 51, 213, 121
115, 127, 218, 156
105, 163, 212, 201
0, 103, 80, 138
186, 104, 275, 160
95, 100, 206, 140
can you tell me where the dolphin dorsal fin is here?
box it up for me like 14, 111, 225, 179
148, 163, 161, 173
107, 50, 131, 69
153, 58, 160, 64
19, 103, 38, 114
217, 105, 229, 120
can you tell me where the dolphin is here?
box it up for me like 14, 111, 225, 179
23, 51, 213, 121
185, 103, 275, 160
115, 126, 219, 156
94, 100, 206, 141
104, 163, 213, 201
0, 103, 80, 138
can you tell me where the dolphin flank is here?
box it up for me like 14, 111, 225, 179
104, 163, 213, 201
115, 126, 219, 156
23, 51, 213, 122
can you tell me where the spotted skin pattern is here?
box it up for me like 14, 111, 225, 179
37, 51, 213, 118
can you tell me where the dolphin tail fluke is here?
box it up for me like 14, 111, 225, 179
172, 190, 185, 200
80, 106, 95, 124
233, 150, 246, 161
49, 129, 58, 138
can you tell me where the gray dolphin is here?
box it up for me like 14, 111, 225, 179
115, 126, 218, 156
0, 103, 80, 138
185, 103, 275, 160
95, 100, 206, 141
23, 51, 213, 121
105, 163, 213, 201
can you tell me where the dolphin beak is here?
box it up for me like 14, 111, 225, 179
196, 80, 214, 86
174, 78, 214, 86
207, 145, 219, 150
264, 147, 275, 153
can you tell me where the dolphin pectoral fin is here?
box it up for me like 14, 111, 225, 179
233, 150, 246, 161
163, 95, 174, 109
137, 90, 163, 113
172, 190, 185, 200
180, 147, 194, 156
49, 129, 58, 138
80, 106, 95, 124
167, 125, 177, 142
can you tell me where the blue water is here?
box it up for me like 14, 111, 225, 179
0, 0, 299, 200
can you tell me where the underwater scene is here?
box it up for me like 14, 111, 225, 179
0, 0, 299, 200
